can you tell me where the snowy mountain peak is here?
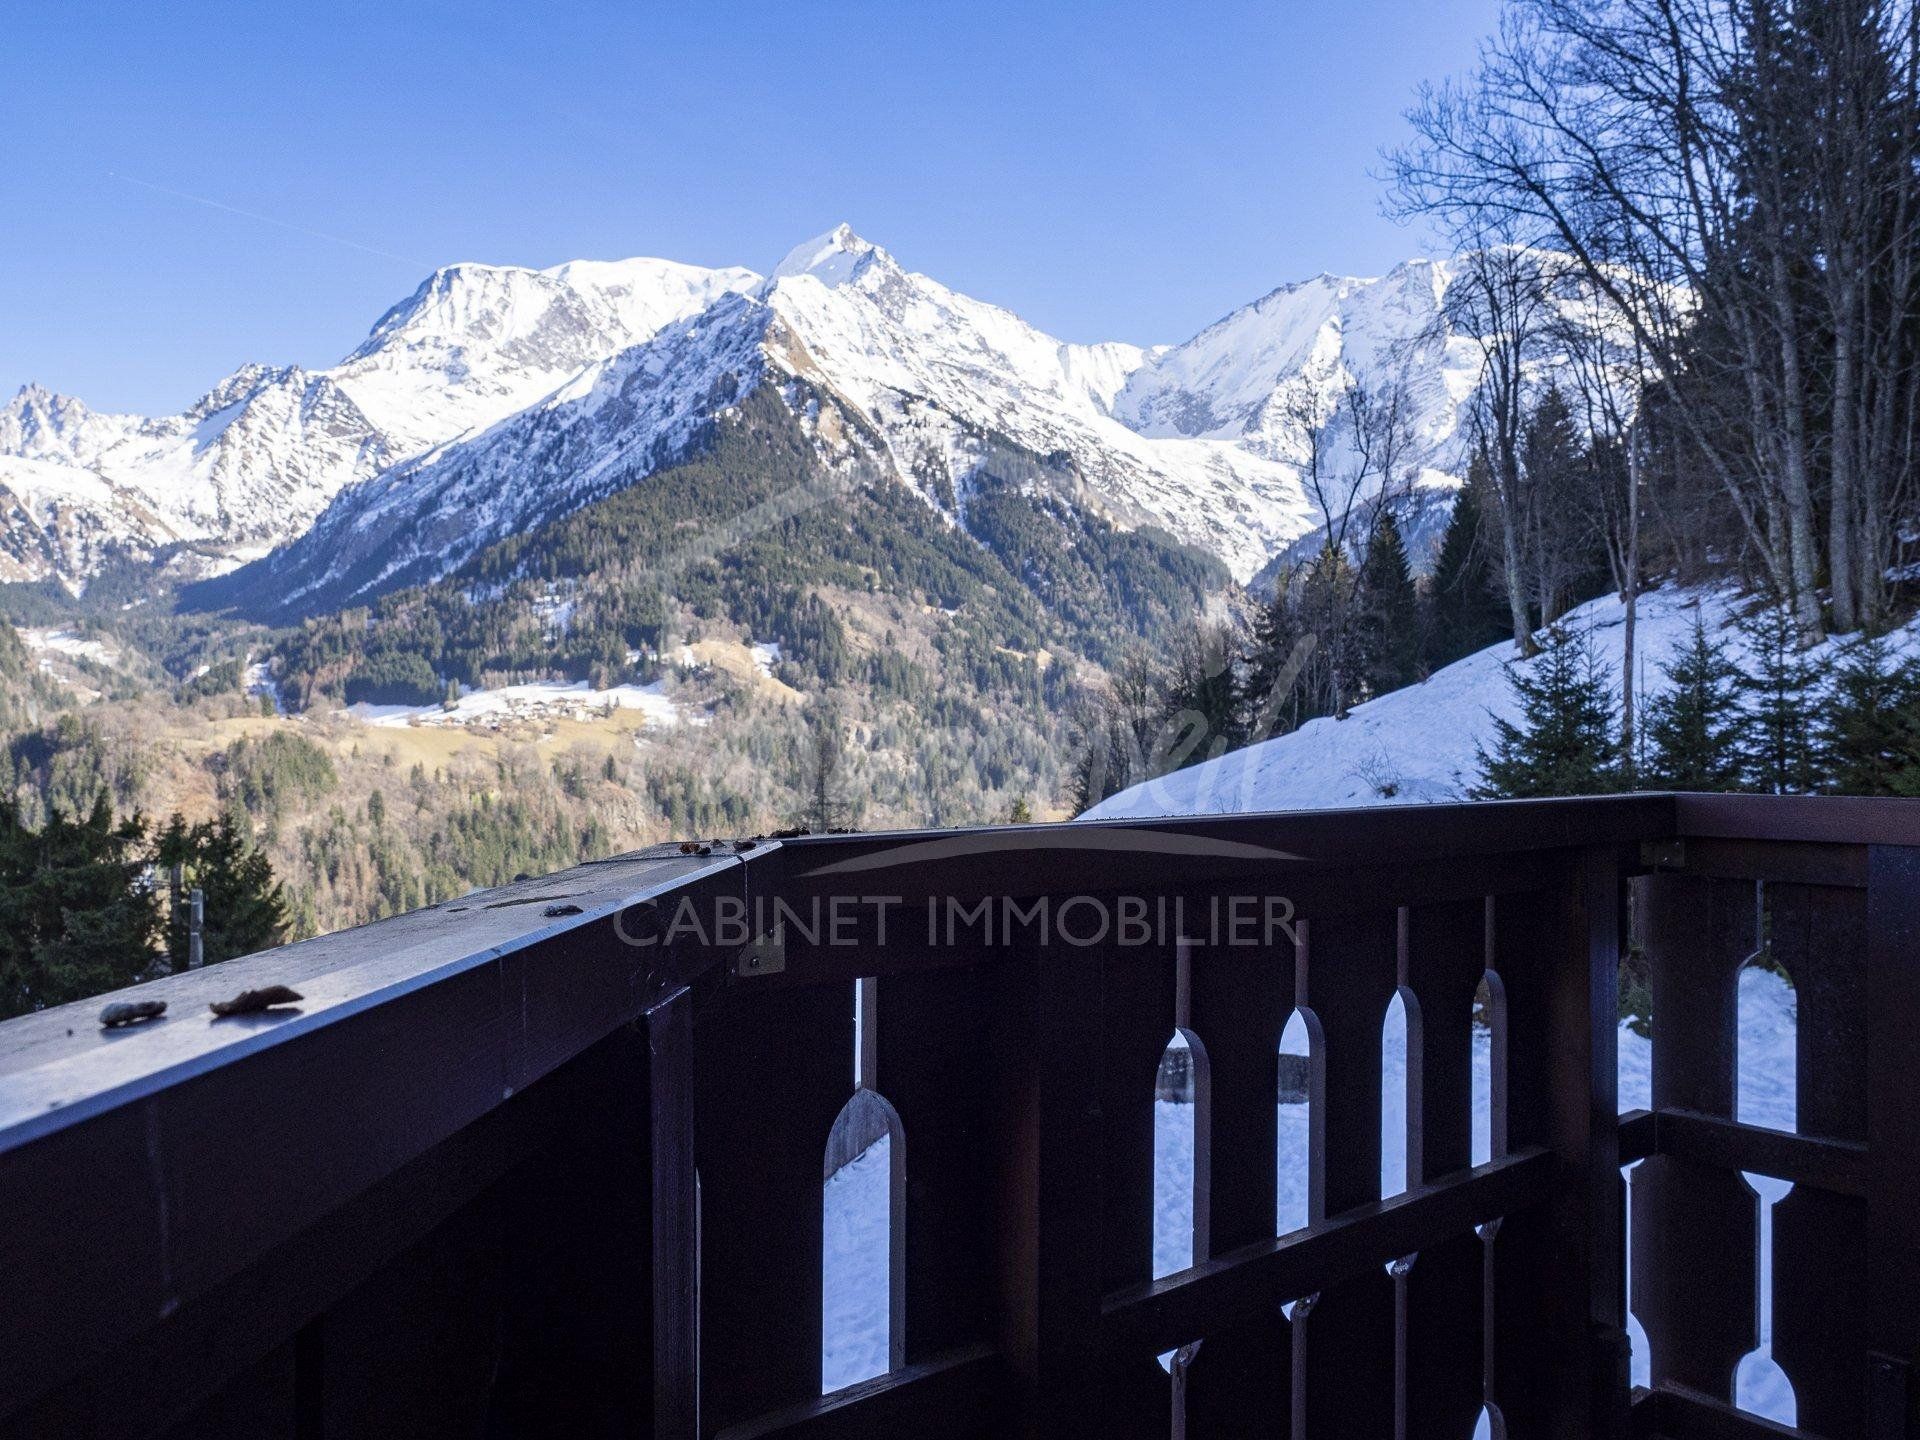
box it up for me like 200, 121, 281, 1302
1112, 256, 1475, 461
185, 363, 298, 422
345, 261, 586, 363
540, 256, 761, 338
0, 383, 128, 470
770, 223, 890, 288
5, 381, 86, 428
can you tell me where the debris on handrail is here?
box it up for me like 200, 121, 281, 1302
99, 1000, 166, 1029
209, 985, 304, 1018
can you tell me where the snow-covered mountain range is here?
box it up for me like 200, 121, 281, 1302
2, 226, 1495, 604
0, 255, 757, 587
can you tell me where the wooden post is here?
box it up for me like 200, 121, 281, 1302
992, 936, 1106, 1440
170, 863, 183, 969
1495, 848, 1628, 1439
648, 985, 698, 1440
1867, 845, 1920, 1439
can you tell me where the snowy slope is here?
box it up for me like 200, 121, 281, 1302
1082, 584, 1919, 820
330, 256, 759, 453
0, 454, 177, 582
237, 289, 788, 610
1118, 260, 1477, 475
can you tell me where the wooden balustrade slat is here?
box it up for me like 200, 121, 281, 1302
650, 986, 701, 1440
1772, 1185, 1870, 1435
695, 981, 855, 1433
1632, 1159, 1759, 1397
1184, 915, 1294, 1432
1865, 845, 1920, 1440
1405, 897, 1487, 1180
1098, 940, 1179, 1297
1493, 854, 1631, 1439
492, 1025, 660, 1438
1771, 884, 1870, 1145
1294, 907, 1401, 1438
990, 938, 1106, 1440
1092, 938, 1178, 1436
873, 966, 994, 1365
1645, 874, 1756, 1117
1767, 883, 1872, 1438
1405, 1236, 1485, 1440
1404, 897, 1495, 1440
1635, 875, 1760, 1403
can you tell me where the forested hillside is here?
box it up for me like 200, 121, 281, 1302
2, 383, 1229, 940
266, 385, 1223, 708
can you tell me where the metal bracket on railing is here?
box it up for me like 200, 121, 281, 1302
1640, 839, 1686, 871
734, 927, 786, 977
1867, 1351, 1911, 1440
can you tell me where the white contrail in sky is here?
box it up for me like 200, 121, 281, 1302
109, 172, 427, 268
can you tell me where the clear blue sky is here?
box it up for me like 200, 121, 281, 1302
0, 0, 1499, 414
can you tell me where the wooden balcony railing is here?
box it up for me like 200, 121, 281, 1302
0, 795, 1914, 1439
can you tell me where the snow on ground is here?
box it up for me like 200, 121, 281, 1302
823, 1134, 893, 1393
18, 626, 115, 666
345, 679, 683, 730
821, 969, 1800, 1424
1082, 582, 1918, 820
531, 591, 577, 636
244, 658, 283, 715
750, 640, 782, 677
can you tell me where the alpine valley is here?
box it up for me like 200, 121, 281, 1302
0, 226, 1508, 935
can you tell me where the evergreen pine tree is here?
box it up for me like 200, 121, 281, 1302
1424, 458, 1511, 669
1519, 384, 1596, 624
1355, 508, 1420, 698
1820, 634, 1920, 796
1473, 627, 1622, 798
1302, 544, 1363, 719
1161, 621, 1243, 767
1243, 570, 1315, 741
1067, 652, 1168, 814
0, 794, 160, 1020
1642, 616, 1749, 790
1738, 603, 1825, 793
154, 812, 290, 971
797, 705, 855, 832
